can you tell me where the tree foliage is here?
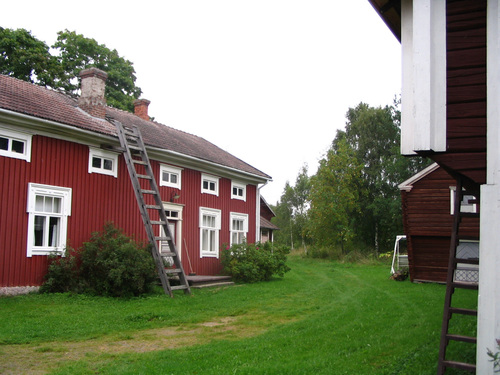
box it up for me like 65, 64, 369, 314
308, 138, 363, 252
0, 28, 142, 112
0, 27, 58, 86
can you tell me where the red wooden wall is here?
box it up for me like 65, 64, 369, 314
0, 134, 258, 286
401, 167, 479, 283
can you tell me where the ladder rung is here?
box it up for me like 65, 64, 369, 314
166, 268, 182, 274
141, 189, 156, 195
160, 252, 177, 257
449, 307, 478, 316
132, 159, 147, 165
170, 285, 189, 291
145, 204, 161, 209
150, 220, 167, 225
128, 145, 142, 151
442, 360, 476, 372
446, 334, 477, 344
452, 281, 478, 290
454, 258, 479, 265
155, 236, 171, 242
136, 174, 152, 180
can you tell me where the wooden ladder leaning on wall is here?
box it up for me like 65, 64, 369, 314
112, 119, 191, 297
437, 177, 479, 374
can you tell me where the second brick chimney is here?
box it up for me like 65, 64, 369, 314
78, 68, 108, 119
134, 99, 151, 121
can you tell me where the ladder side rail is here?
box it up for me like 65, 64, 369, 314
437, 178, 465, 375
114, 121, 173, 296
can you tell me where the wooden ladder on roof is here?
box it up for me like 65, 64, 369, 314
112, 119, 191, 297
437, 177, 479, 374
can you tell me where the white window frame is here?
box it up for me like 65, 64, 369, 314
201, 174, 219, 196
230, 212, 248, 245
450, 186, 478, 214
26, 183, 72, 257
88, 147, 118, 177
0, 127, 32, 162
199, 207, 221, 258
231, 181, 247, 201
160, 164, 182, 189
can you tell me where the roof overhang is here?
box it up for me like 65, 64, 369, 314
367, 0, 402, 41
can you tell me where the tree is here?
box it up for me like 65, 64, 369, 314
53, 30, 142, 112
0, 27, 59, 87
0, 28, 142, 112
333, 101, 429, 252
308, 138, 363, 252
273, 165, 311, 249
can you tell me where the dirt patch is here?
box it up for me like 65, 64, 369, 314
0, 316, 268, 374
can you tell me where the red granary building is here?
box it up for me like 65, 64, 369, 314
0, 68, 271, 287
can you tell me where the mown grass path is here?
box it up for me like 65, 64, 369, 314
0, 256, 476, 374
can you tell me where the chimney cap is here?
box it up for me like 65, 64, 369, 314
79, 67, 108, 81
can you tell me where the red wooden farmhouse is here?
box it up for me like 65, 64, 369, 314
369, 0, 499, 372
0, 68, 272, 288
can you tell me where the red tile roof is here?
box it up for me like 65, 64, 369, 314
0, 75, 271, 180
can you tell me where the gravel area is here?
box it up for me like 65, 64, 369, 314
0, 286, 39, 296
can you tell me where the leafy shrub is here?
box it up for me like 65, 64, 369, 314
41, 223, 157, 297
221, 241, 290, 283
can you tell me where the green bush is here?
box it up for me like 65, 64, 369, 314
40, 223, 157, 297
221, 242, 290, 283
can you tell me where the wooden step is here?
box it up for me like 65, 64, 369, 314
132, 159, 148, 165
165, 268, 182, 274
160, 252, 177, 257
141, 189, 156, 195
442, 360, 476, 372
145, 204, 162, 209
136, 174, 152, 180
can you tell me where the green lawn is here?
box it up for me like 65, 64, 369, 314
0, 255, 477, 374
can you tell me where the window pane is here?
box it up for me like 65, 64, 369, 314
162, 171, 170, 182
170, 174, 178, 184
0, 137, 8, 150
203, 180, 209, 190
53, 197, 62, 213
12, 140, 25, 154
103, 159, 113, 171
44, 196, 53, 213
202, 229, 208, 251
34, 216, 45, 246
48, 217, 60, 247
92, 157, 102, 169
209, 231, 215, 252
35, 195, 44, 211
209, 182, 215, 191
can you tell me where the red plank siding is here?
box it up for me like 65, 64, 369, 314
1, 134, 259, 286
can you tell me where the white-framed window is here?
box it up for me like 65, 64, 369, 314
0, 128, 32, 161
230, 212, 248, 245
231, 181, 247, 201
201, 174, 219, 196
199, 207, 221, 258
26, 183, 72, 257
450, 186, 478, 214
160, 164, 182, 189
88, 147, 118, 177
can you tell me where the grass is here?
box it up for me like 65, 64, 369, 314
0, 255, 477, 374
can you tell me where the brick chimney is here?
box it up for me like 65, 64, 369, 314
134, 99, 151, 121
78, 68, 108, 119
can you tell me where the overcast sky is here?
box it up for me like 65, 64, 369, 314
3, 0, 401, 204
